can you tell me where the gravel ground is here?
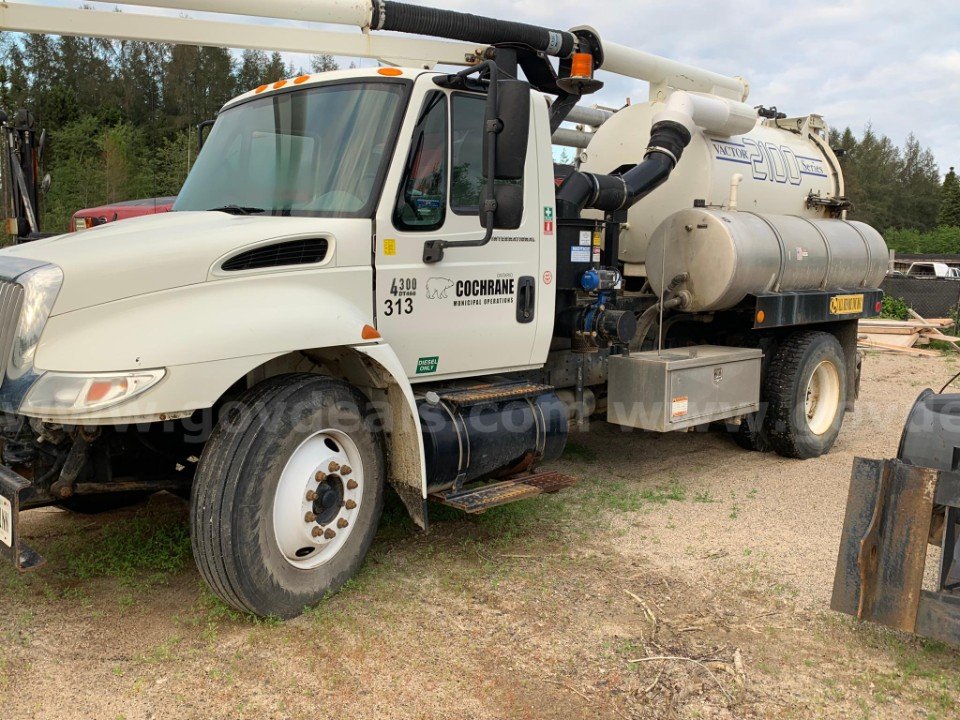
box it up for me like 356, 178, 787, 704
2, 350, 959, 719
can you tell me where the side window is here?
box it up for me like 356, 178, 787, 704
450, 93, 486, 214
393, 92, 447, 230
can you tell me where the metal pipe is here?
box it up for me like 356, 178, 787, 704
573, 25, 748, 101
565, 105, 614, 127
552, 127, 593, 149
94, 0, 375, 26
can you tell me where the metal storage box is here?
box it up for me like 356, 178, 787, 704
607, 345, 762, 432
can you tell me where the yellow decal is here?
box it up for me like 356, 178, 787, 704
829, 294, 864, 315
383, 238, 397, 256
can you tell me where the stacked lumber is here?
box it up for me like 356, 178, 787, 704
858, 310, 957, 356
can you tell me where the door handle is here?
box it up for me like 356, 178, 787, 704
516, 276, 535, 324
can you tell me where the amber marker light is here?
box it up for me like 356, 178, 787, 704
362, 325, 381, 340
377, 68, 403, 76
756, 310, 766, 324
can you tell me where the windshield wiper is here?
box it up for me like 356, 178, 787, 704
207, 205, 266, 216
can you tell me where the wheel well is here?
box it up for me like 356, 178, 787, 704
227, 348, 427, 529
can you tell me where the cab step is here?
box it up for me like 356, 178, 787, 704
428, 471, 577, 514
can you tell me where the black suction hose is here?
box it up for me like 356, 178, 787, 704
557, 120, 693, 219
378, 2, 576, 58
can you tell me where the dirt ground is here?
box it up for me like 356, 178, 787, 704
3, 351, 959, 719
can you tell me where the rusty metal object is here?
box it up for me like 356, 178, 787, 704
328, 461, 340, 473
429, 470, 577, 514
304, 511, 317, 523
344, 499, 357, 510
337, 518, 348, 529
314, 471, 326, 482
832, 459, 936, 632
436, 381, 554, 407
340, 465, 352, 476
306, 490, 318, 502
311, 527, 322, 538
324, 528, 336, 539
346, 479, 358, 490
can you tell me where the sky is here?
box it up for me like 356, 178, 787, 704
23, 0, 960, 173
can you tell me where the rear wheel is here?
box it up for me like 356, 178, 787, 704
764, 331, 847, 459
191, 374, 386, 618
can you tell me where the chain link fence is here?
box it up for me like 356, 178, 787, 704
881, 277, 960, 319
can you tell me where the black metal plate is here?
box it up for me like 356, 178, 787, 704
0, 465, 44, 571
752, 288, 883, 329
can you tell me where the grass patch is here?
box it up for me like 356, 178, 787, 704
63, 512, 191, 581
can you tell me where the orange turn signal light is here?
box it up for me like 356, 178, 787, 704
570, 53, 594, 80
756, 310, 766, 324
362, 324, 381, 340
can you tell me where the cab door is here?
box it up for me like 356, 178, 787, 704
374, 80, 545, 381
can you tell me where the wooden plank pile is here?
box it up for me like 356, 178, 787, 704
858, 310, 958, 357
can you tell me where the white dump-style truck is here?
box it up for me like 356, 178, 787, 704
0, 0, 888, 617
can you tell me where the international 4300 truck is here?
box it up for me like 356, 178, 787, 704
0, 0, 887, 617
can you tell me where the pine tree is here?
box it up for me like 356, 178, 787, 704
939, 167, 960, 228
311, 54, 339, 73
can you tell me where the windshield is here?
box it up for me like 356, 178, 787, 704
174, 80, 408, 217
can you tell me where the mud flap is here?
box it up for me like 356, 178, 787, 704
832, 458, 960, 646
0, 465, 44, 571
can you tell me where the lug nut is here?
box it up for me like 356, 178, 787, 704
306, 490, 318, 502
328, 461, 341, 473
337, 518, 349, 529
304, 512, 317, 523
346, 479, 358, 490
345, 499, 357, 510
311, 527, 322, 538
340, 465, 352, 476
315, 471, 326, 482
324, 528, 336, 539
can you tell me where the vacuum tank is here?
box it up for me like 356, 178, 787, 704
646, 208, 888, 312
580, 101, 843, 276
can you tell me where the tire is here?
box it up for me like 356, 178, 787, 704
58, 491, 152, 514
764, 331, 847, 459
191, 374, 386, 619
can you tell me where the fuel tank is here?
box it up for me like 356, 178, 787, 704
579, 102, 842, 275
646, 208, 888, 312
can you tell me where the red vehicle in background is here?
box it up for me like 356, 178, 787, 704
71, 196, 177, 232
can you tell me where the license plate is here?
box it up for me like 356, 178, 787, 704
0, 495, 11, 548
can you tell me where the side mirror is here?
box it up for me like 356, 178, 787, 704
483, 79, 530, 182
40, 174, 51, 195
480, 184, 523, 230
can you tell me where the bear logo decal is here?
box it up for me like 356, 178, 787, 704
426, 277, 455, 300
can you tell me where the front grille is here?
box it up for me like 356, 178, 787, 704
0, 281, 24, 376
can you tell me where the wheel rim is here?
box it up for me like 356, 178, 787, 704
804, 360, 841, 436
273, 429, 363, 570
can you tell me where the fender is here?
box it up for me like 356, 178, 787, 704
355, 343, 429, 528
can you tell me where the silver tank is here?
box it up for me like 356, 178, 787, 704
646, 208, 888, 312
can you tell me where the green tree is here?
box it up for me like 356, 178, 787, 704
311, 54, 339, 73
939, 167, 960, 228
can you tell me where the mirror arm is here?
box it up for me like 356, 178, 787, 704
423, 61, 500, 265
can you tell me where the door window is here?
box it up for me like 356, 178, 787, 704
450, 93, 486, 214
393, 92, 448, 230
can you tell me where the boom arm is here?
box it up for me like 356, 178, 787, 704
0, 0, 748, 99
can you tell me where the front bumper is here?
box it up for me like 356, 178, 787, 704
0, 464, 43, 570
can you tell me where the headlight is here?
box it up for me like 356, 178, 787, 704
20, 369, 166, 416
9, 264, 63, 379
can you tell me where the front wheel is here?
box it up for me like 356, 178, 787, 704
191, 374, 386, 618
764, 331, 847, 459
